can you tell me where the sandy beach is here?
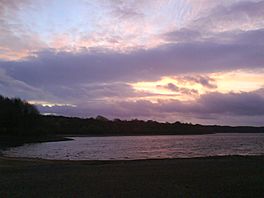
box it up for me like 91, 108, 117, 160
1, 155, 264, 197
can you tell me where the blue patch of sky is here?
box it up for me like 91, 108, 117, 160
10, 0, 193, 47
143, 0, 192, 34
15, 0, 109, 44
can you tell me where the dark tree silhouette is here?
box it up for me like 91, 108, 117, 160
0, 95, 263, 137
0, 95, 39, 135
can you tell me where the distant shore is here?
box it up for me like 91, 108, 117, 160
1, 155, 264, 197
0, 135, 73, 150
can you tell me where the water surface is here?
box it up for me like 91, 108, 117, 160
3, 133, 264, 160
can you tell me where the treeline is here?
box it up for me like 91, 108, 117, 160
40, 115, 264, 135
1, 95, 264, 136
0, 95, 40, 135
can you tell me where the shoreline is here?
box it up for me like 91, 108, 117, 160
1, 153, 264, 162
1, 153, 264, 163
1, 155, 264, 197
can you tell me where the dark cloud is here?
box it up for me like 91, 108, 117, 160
35, 81, 138, 105
233, 28, 264, 45
163, 28, 201, 43
38, 91, 264, 122
158, 91, 264, 116
0, 68, 52, 100
157, 83, 179, 92
196, 91, 264, 116
179, 75, 217, 89
156, 83, 198, 95
1, 28, 264, 88
166, 83, 179, 92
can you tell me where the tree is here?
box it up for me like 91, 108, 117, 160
0, 95, 39, 135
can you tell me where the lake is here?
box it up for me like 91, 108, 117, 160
2, 133, 264, 160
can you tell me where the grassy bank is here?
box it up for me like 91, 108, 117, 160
0, 156, 264, 197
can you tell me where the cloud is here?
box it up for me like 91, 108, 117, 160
38, 88, 264, 117
0, 0, 45, 60
166, 83, 179, 92
107, 0, 145, 19
0, 0, 263, 60
156, 91, 264, 117
163, 28, 202, 43
196, 91, 264, 116
0, 68, 53, 100
1, 0, 264, 125
1, 27, 263, 88
163, 1, 264, 45
191, 0, 264, 32
157, 83, 179, 92
178, 75, 217, 89
156, 83, 198, 96
37, 90, 264, 126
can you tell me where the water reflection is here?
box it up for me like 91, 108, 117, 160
3, 133, 264, 160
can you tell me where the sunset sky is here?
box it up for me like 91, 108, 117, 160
1, 0, 264, 125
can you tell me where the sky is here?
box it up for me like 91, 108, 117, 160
0, 0, 264, 126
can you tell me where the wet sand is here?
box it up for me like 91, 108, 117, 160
1, 155, 264, 197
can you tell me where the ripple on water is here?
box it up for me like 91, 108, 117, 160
2, 133, 264, 160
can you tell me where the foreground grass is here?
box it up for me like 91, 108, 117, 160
0, 156, 264, 198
